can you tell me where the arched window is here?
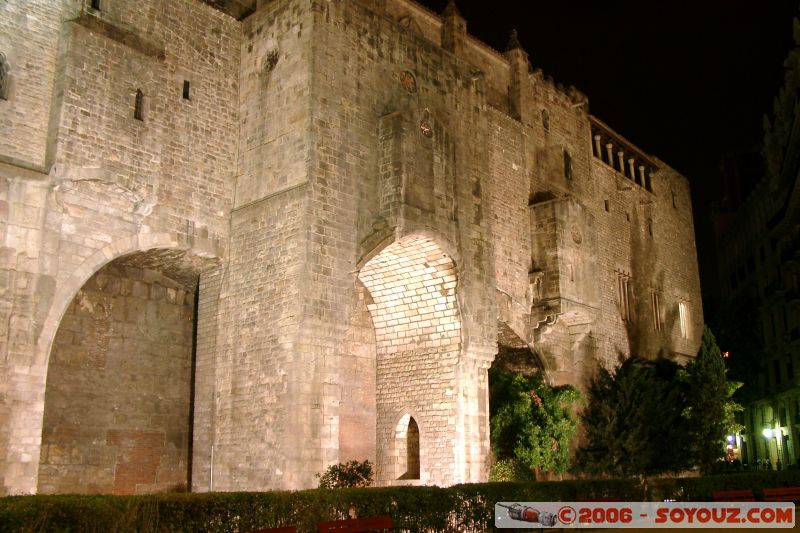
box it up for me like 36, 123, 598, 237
563, 148, 573, 180
134, 89, 144, 121
0, 53, 10, 100
396, 414, 420, 480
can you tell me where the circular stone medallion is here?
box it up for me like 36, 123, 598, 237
400, 70, 417, 93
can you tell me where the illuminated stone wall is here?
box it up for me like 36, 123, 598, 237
39, 263, 195, 495
0, 0, 703, 494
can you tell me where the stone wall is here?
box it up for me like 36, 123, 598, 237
0, 0, 236, 494
0, 0, 704, 495
38, 264, 195, 495
337, 281, 377, 465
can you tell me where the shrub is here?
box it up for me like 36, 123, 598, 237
489, 368, 582, 475
7, 472, 798, 532
317, 460, 374, 489
488, 458, 536, 482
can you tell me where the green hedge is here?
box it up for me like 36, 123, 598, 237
648, 469, 800, 502
1, 472, 796, 533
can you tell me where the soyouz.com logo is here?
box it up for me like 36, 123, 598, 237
495, 502, 795, 528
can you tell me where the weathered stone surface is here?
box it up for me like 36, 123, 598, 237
0, 0, 702, 495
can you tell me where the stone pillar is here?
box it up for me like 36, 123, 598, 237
605, 143, 614, 165
616, 151, 625, 174
504, 29, 531, 124
441, 0, 467, 56
788, 396, 799, 465
593, 135, 602, 158
454, 348, 495, 483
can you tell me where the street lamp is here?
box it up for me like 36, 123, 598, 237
763, 427, 773, 439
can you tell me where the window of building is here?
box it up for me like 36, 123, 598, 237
90, 0, 100, 10
651, 291, 662, 331
604, 199, 609, 212
564, 149, 573, 180
647, 218, 653, 237
618, 274, 632, 321
396, 414, 420, 480
0, 53, 9, 100
182, 80, 191, 100
678, 302, 689, 338
672, 191, 677, 209
134, 89, 144, 121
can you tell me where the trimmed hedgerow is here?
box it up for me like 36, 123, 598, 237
1, 472, 795, 533
648, 469, 800, 502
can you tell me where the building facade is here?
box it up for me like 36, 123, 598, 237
713, 20, 800, 470
0, 0, 702, 495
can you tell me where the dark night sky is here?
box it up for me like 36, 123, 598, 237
417, 0, 798, 307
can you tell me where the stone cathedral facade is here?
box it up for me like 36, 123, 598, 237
0, 0, 702, 495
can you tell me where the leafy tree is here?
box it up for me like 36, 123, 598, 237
684, 326, 743, 473
578, 326, 743, 477
488, 458, 536, 482
577, 357, 691, 477
317, 460, 373, 489
489, 368, 582, 475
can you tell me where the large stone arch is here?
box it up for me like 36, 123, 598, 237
355, 233, 462, 485
5, 232, 220, 495
494, 320, 549, 380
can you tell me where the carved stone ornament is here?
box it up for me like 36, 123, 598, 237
571, 223, 582, 244
400, 70, 417, 93
419, 120, 433, 137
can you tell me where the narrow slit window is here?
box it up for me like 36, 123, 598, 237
604, 199, 610, 212
91, 0, 101, 10
651, 291, 662, 331
618, 274, 632, 322
563, 149, 573, 180
134, 89, 144, 121
182, 80, 190, 100
678, 302, 689, 339
0, 53, 9, 100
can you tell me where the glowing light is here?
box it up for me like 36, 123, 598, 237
763, 428, 774, 439
726, 434, 735, 443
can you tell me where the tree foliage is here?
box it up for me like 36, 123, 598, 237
489, 368, 582, 475
577, 326, 743, 477
684, 327, 743, 473
577, 357, 690, 477
317, 460, 373, 489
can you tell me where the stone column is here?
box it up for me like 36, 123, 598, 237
593, 135, 602, 158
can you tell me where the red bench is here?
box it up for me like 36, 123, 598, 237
762, 487, 800, 502
246, 527, 297, 533
317, 515, 393, 532
711, 489, 756, 502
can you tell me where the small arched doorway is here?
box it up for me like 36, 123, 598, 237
396, 414, 420, 480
